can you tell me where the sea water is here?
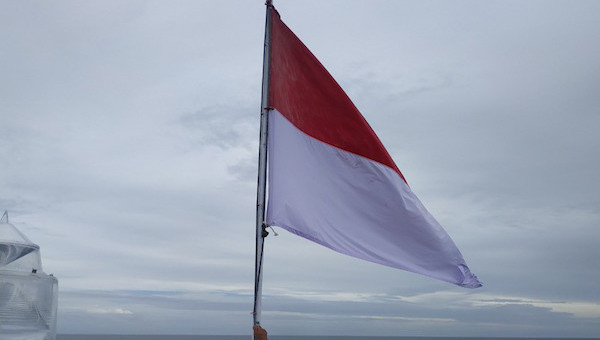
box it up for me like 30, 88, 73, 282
56, 336, 600, 340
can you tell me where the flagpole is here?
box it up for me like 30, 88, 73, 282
254, 0, 273, 328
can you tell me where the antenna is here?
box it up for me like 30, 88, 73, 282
1, 210, 8, 223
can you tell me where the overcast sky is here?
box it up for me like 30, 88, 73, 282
1, 0, 599, 337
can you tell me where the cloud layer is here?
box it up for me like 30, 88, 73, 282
1, 0, 599, 337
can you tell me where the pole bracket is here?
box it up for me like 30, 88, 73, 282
261, 222, 270, 238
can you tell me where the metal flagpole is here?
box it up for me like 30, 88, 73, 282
253, 0, 273, 328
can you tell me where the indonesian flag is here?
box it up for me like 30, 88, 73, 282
265, 10, 481, 288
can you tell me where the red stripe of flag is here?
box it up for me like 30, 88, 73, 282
269, 10, 405, 182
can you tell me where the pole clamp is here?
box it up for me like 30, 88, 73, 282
261, 222, 270, 238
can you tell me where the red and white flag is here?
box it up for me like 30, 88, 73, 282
265, 10, 481, 288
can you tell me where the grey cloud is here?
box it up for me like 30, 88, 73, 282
2, 0, 599, 337
57, 287, 599, 336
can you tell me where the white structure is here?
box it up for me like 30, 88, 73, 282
0, 212, 58, 340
